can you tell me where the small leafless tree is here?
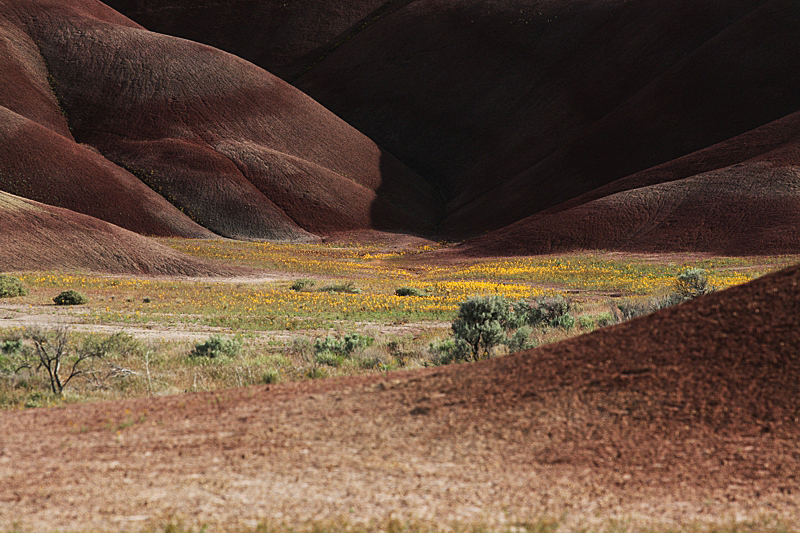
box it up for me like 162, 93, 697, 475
23, 327, 105, 395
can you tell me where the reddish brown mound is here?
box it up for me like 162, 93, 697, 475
455, 109, 800, 256
1, 262, 798, 530
0, 106, 215, 238
456, 161, 800, 256
478, 262, 800, 430
0, 0, 440, 241
112, 0, 800, 254
0, 191, 240, 275
0, 8, 212, 238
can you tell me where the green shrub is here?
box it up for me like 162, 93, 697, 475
577, 315, 595, 331
395, 287, 427, 297
81, 332, 142, 358
596, 312, 616, 328
261, 369, 281, 384
452, 295, 514, 360
314, 352, 346, 367
428, 338, 471, 365
189, 334, 242, 359
0, 339, 23, 355
0, 338, 25, 375
551, 313, 575, 330
505, 325, 537, 352
0, 275, 27, 298
290, 278, 316, 291
509, 296, 574, 329
318, 282, 362, 294
535, 296, 573, 327
447, 294, 576, 362
314, 336, 342, 355
313, 333, 374, 357
53, 290, 87, 305
674, 268, 713, 300
342, 333, 374, 354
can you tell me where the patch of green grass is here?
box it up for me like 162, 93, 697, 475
0, 275, 27, 298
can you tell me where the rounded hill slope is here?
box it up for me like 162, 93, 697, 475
0, 0, 441, 242
0, 191, 240, 275
111, 0, 800, 254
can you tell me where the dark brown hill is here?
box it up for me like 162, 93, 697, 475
295, 0, 798, 206
102, 0, 405, 81
0, 0, 440, 242
437, 0, 800, 236
0, 191, 239, 275
456, 110, 800, 256
111, 0, 800, 254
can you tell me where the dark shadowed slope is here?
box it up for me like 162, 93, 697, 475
111, 0, 800, 253
456, 111, 800, 256
0, 191, 241, 275
439, 0, 800, 236
102, 0, 406, 81
0, 0, 441, 241
295, 0, 799, 210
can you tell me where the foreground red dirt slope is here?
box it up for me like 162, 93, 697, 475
0, 0, 441, 243
2, 264, 798, 529
0, 191, 242, 275
111, 0, 800, 254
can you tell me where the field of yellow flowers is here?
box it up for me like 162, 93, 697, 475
0, 238, 795, 407
12, 240, 792, 333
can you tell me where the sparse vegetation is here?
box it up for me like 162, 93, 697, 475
0, 275, 27, 298
189, 334, 242, 359
395, 286, 427, 297
314, 333, 374, 357
449, 294, 573, 362
318, 281, 362, 294
674, 267, 714, 300
0, 243, 787, 407
609, 268, 716, 323
7, 327, 111, 396
290, 278, 316, 291
53, 289, 87, 305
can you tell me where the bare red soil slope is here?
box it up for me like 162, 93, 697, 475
0, 8, 214, 238
0, 0, 440, 242
0, 191, 240, 275
2, 260, 798, 529
111, 0, 800, 254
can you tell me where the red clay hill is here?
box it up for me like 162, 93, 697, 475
0, 0, 441, 251
110, 0, 800, 255
0, 191, 242, 275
